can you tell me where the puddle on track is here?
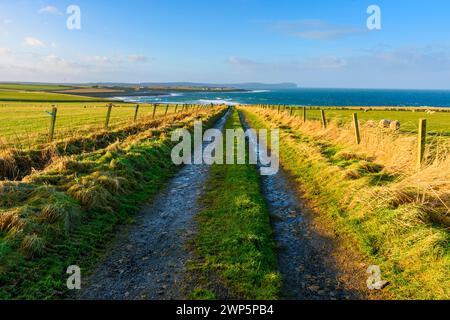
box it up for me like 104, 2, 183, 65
79, 110, 231, 300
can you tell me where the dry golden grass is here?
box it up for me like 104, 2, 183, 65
241, 106, 449, 299
283, 110, 447, 174
243, 106, 449, 222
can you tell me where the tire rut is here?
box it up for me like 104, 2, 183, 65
238, 111, 364, 300
78, 109, 231, 300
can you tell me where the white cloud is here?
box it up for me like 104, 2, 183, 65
38, 6, 62, 15
128, 55, 148, 63
43, 54, 81, 72
0, 51, 155, 82
24, 37, 46, 47
82, 56, 114, 65
0, 48, 12, 56
3, 19, 12, 25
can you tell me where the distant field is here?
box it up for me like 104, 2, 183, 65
291, 107, 450, 135
55, 88, 124, 94
0, 102, 175, 144
0, 90, 108, 102
2, 99, 449, 145
0, 83, 75, 91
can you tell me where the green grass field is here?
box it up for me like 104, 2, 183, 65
0, 90, 107, 102
290, 107, 450, 135
0, 102, 178, 144
1, 87, 449, 144
0, 83, 75, 91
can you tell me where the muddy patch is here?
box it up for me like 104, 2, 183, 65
238, 111, 364, 300
78, 110, 230, 300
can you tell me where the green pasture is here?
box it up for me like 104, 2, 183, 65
0, 83, 75, 91
0, 90, 106, 102
0, 102, 177, 144
290, 107, 450, 135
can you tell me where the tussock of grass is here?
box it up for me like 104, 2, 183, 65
333, 151, 368, 161
0, 209, 25, 235
0, 106, 227, 299
0, 110, 200, 181
21, 234, 45, 258
190, 110, 281, 300
241, 106, 449, 300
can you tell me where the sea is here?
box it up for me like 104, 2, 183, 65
117, 88, 450, 108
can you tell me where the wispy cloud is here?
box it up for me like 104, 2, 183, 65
128, 55, 148, 63
227, 56, 261, 68
0, 48, 12, 56
82, 56, 113, 65
302, 56, 347, 69
44, 54, 81, 70
227, 55, 347, 74
0, 51, 154, 82
225, 45, 450, 88
349, 46, 450, 72
24, 37, 46, 47
272, 19, 362, 40
38, 5, 62, 15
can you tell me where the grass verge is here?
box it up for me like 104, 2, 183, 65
0, 107, 226, 299
240, 107, 449, 300
187, 109, 281, 300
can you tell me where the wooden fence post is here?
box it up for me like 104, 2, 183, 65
105, 104, 113, 129
48, 106, 58, 142
175, 105, 178, 113
353, 113, 361, 144
321, 110, 327, 128
303, 107, 307, 123
290, 107, 294, 116
134, 104, 140, 122
152, 104, 157, 119
165, 104, 169, 116
417, 119, 427, 169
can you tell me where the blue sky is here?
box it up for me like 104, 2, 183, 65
1, 0, 450, 89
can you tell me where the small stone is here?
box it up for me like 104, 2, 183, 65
308, 285, 321, 292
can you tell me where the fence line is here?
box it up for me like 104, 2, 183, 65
0, 103, 217, 147
250, 104, 433, 171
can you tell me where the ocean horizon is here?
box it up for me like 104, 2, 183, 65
118, 88, 450, 108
